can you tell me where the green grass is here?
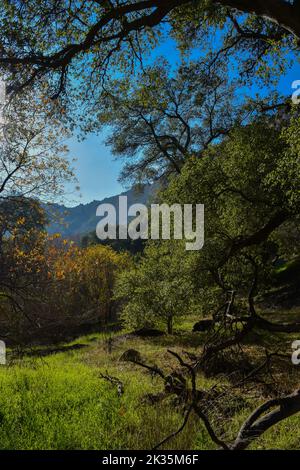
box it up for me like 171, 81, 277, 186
0, 360, 124, 449
0, 331, 213, 450
0, 324, 299, 450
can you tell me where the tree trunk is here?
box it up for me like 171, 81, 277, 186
167, 316, 173, 335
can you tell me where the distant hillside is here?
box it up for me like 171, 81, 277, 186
44, 184, 157, 240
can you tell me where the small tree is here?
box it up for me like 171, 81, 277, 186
115, 241, 196, 334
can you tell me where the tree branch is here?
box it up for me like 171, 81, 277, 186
232, 389, 300, 450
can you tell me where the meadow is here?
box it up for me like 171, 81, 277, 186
1, 314, 299, 450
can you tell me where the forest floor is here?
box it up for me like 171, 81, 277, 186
0, 312, 299, 450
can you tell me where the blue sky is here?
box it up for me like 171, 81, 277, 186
65, 132, 124, 206
64, 36, 183, 206
63, 34, 300, 207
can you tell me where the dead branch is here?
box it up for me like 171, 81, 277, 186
231, 388, 300, 450
129, 359, 165, 380
132, 349, 300, 451
99, 371, 124, 396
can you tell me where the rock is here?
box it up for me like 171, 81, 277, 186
193, 319, 214, 332
119, 349, 142, 362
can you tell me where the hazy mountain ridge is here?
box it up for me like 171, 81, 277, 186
44, 184, 156, 239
